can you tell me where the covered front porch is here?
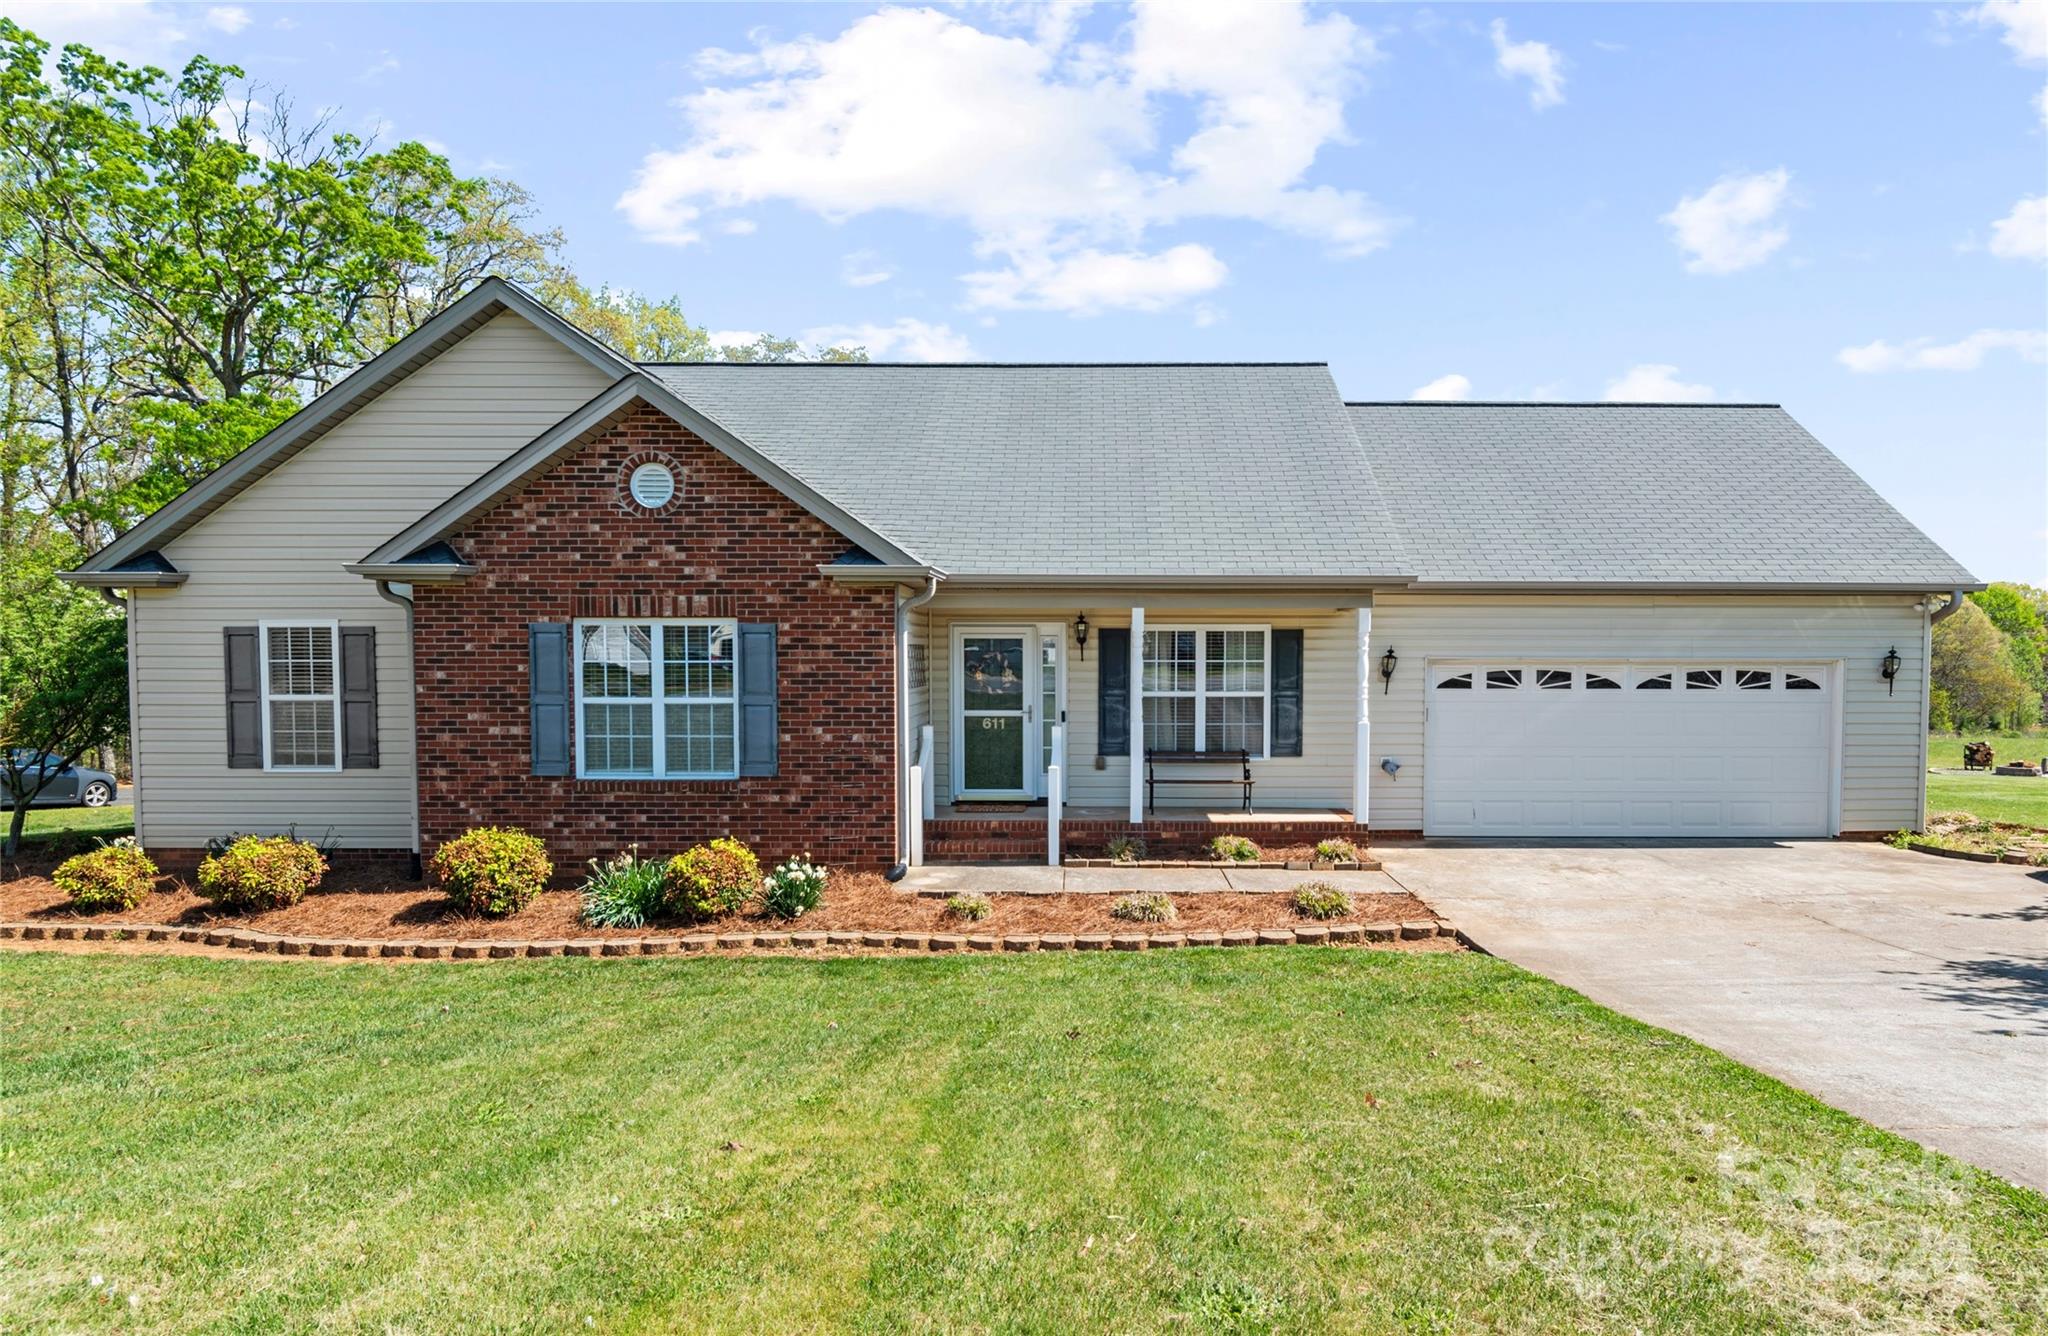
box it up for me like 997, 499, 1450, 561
895, 586, 1386, 867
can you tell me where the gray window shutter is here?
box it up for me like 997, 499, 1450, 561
340, 626, 379, 769
1272, 629, 1304, 757
223, 626, 263, 769
1097, 627, 1129, 757
738, 622, 778, 777
529, 623, 571, 776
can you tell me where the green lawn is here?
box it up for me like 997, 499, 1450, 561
1926, 733, 2048, 827
6, 801, 134, 846
2, 952, 2039, 1333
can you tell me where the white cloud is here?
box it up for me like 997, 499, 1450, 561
3, 1, 190, 65
1989, 194, 2048, 261
358, 51, 400, 81
705, 329, 765, 350
801, 318, 979, 362
840, 250, 893, 288
1966, 0, 2047, 63
1837, 328, 2047, 372
1603, 364, 1715, 402
204, 6, 250, 34
1661, 168, 1793, 274
1411, 373, 1473, 400
1490, 19, 1565, 109
720, 218, 758, 236
618, 2, 1393, 314
962, 243, 1227, 314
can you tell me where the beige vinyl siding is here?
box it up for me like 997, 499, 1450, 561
133, 313, 613, 848
925, 605, 1361, 813
1366, 592, 1929, 833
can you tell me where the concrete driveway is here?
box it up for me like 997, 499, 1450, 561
1377, 840, 2048, 1191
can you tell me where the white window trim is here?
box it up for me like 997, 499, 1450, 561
1140, 624, 1273, 760
573, 618, 741, 781
257, 619, 342, 773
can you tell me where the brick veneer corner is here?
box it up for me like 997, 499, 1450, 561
411, 403, 899, 869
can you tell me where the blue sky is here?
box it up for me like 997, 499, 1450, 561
13, 1, 2047, 583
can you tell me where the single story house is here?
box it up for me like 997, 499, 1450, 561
64, 278, 1979, 868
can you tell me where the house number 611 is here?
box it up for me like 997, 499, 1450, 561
980, 718, 1009, 730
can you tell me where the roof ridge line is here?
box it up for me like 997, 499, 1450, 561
1346, 400, 1784, 408
643, 360, 1331, 369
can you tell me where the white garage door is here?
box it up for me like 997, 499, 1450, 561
1425, 664, 1835, 837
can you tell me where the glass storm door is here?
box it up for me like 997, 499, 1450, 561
958, 630, 1031, 797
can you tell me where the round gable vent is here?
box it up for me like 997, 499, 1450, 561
627, 461, 676, 510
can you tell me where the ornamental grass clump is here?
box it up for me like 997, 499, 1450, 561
1104, 836, 1146, 864
1292, 882, 1352, 920
1313, 838, 1361, 864
943, 894, 992, 922
1109, 892, 1177, 924
431, 826, 552, 918
197, 834, 328, 911
579, 847, 669, 928
1208, 834, 1260, 863
761, 855, 828, 920
52, 838, 157, 912
665, 838, 760, 922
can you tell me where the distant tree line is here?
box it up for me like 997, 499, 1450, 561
0, 20, 861, 822
1931, 584, 2047, 734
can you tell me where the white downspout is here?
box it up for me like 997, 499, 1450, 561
1918, 590, 1967, 833
892, 573, 940, 875
373, 579, 422, 876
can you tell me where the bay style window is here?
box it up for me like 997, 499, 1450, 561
1141, 626, 1269, 757
575, 620, 738, 779
261, 622, 340, 771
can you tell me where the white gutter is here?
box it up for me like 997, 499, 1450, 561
892, 572, 943, 875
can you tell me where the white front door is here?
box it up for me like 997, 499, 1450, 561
954, 627, 1035, 798
1423, 662, 1837, 837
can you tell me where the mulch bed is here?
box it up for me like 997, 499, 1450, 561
0, 863, 1437, 941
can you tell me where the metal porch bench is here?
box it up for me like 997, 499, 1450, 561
1145, 749, 1254, 813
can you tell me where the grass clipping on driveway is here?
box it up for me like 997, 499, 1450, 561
3, 951, 2041, 1333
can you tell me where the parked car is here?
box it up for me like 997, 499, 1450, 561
1, 748, 118, 808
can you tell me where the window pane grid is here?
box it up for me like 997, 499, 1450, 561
1141, 628, 1267, 756
263, 625, 337, 769
579, 621, 737, 778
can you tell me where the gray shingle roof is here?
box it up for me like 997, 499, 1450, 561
643, 363, 1411, 580
1345, 402, 1976, 587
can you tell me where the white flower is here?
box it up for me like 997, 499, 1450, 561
90, 1275, 103, 1288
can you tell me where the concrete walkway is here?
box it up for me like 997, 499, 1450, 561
1376, 840, 2048, 1191
898, 865, 1405, 895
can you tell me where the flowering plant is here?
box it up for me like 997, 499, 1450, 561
760, 854, 828, 919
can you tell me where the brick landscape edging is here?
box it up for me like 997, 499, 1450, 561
0, 918, 1465, 959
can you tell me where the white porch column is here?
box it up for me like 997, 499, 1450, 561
1353, 604, 1372, 826
1129, 605, 1146, 825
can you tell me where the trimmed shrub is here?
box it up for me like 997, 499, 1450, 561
53, 838, 157, 912
1104, 835, 1146, 864
579, 847, 669, 928
665, 838, 760, 922
1313, 838, 1361, 864
197, 835, 328, 911
1209, 834, 1260, 863
431, 826, 552, 918
761, 855, 828, 920
944, 893, 992, 922
1110, 892, 1177, 923
1292, 882, 1352, 920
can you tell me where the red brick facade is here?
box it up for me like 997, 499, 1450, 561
411, 403, 899, 869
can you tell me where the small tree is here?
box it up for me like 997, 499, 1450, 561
1, 614, 125, 855
1931, 599, 2035, 734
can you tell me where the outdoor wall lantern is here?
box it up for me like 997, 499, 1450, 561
1379, 646, 1398, 693
1073, 612, 1089, 660
1881, 646, 1902, 695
